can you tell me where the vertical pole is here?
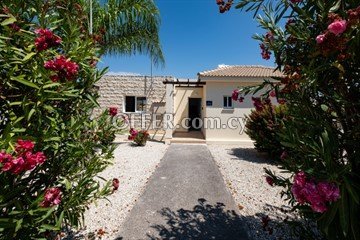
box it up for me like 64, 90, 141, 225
89, 0, 93, 35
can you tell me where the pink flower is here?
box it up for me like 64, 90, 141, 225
294, 171, 306, 187
112, 178, 120, 191
316, 34, 326, 44
44, 55, 79, 81
231, 89, 239, 101
277, 98, 286, 105
269, 90, 276, 98
291, 184, 307, 204
109, 107, 118, 117
35, 28, 62, 51
0, 152, 15, 172
311, 201, 328, 213
266, 176, 274, 186
238, 97, 244, 103
317, 182, 340, 202
10, 157, 25, 174
280, 151, 288, 160
24, 151, 46, 170
328, 20, 347, 36
290, 0, 301, 3
40, 187, 62, 208
15, 139, 35, 152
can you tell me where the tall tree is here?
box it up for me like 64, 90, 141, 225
87, 0, 165, 66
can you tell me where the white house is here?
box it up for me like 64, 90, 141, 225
96, 65, 282, 144
163, 65, 283, 144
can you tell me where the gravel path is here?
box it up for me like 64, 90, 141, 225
73, 141, 168, 240
208, 145, 301, 240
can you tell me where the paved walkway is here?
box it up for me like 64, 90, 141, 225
117, 144, 249, 240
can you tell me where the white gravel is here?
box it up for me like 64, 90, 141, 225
208, 145, 302, 240
73, 141, 168, 240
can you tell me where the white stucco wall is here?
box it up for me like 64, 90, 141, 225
203, 79, 271, 141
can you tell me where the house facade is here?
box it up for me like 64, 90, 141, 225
96, 65, 282, 143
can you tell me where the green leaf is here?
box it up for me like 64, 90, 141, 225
330, 0, 341, 12
27, 108, 36, 121
1, 15, 16, 26
339, 189, 350, 237
22, 52, 36, 62
11, 76, 39, 89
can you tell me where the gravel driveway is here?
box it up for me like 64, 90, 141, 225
208, 145, 301, 240
73, 141, 168, 240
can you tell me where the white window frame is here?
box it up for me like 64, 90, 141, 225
123, 96, 147, 113
223, 96, 233, 109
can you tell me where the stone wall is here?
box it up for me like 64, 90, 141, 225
95, 75, 172, 135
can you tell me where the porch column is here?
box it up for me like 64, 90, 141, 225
164, 77, 174, 144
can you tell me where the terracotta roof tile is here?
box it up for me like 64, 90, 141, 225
198, 65, 284, 78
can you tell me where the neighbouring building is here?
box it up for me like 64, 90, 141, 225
96, 65, 283, 143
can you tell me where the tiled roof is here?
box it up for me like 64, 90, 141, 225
198, 65, 284, 78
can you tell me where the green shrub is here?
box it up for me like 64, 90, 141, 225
230, 1, 360, 239
245, 98, 288, 158
128, 128, 150, 146
0, 1, 121, 238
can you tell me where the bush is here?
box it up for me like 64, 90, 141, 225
128, 128, 150, 146
0, 1, 121, 238
245, 97, 288, 158
228, 1, 360, 239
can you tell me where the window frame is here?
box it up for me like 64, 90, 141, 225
124, 96, 147, 113
223, 96, 233, 109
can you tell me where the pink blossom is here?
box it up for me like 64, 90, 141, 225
266, 176, 274, 186
294, 171, 306, 187
24, 151, 46, 170
328, 20, 347, 35
280, 151, 288, 160
231, 89, 239, 101
317, 182, 340, 202
44, 55, 79, 81
316, 34, 326, 44
290, 0, 301, 3
15, 139, 35, 152
311, 201, 328, 213
112, 178, 120, 191
10, 157, 25, 174
291, 184, 307, 204
35, 28, 62, 51
109, 107, 118, 117
40, 187, 62, 207
269, 90, 276, 98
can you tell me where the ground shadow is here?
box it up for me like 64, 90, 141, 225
227, 147, 277, 165
146, 198, 249, 240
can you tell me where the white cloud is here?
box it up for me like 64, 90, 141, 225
218, 64, 229, 68
105, 71, 141, 76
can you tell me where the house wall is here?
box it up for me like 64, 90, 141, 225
173, 86, 204, 133
204, 80, 270, 142
95, 75, 170, 136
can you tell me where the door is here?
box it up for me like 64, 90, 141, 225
188, 98, 202, 131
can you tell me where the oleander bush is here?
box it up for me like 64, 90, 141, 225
244, 97, 288, 158
224, 0, 360, 239
0, 1, 122, 238
128, 128, 150, 146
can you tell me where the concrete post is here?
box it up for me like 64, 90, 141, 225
164, 77, 174, 144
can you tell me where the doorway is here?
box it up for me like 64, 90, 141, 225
188, 98, 202, 131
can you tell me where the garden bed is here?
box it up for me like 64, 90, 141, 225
71, 141, 168, 239
208, 145, 303, 240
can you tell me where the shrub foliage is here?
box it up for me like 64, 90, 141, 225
0, 1, 121, 238
228, 0, 360, 239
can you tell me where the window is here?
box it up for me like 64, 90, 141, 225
223, 96, 233, 108
125, 96, 147, 112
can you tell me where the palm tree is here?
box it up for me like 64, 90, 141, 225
87, 0, 164, 66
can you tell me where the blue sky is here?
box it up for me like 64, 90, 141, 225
100, 0, 275, 78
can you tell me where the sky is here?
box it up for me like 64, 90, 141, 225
100, 0, 276, 79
